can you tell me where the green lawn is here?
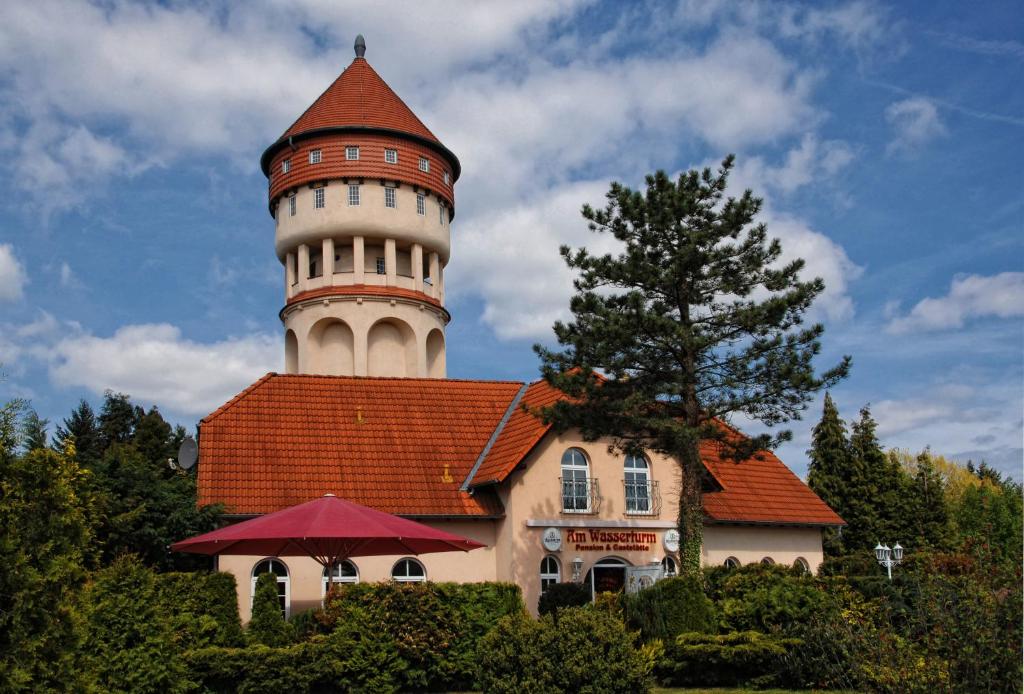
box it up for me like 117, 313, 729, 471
654, 689, 860, 694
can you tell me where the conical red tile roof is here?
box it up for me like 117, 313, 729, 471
279, 57, 440, 143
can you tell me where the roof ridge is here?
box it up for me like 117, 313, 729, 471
462, 382, 530, 490
261, 373, 527, 385
202, 372, 277, 424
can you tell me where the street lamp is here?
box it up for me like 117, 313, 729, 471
571, 557, 584, 582
874, 541, 905, 580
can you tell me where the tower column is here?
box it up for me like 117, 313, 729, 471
428, 252, 440, 299
412, 243, 423, 294
323, 237, 335, 284
285, 252, 296, 299
353, 236, 365, 284
438, 263, 445, 304
298, 244, 310, 292
385, 239, 397, 287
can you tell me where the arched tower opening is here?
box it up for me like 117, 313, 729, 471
426, 329, 445, 378
367, 318, 416, 377
284, 329, 299, 374
308, 318, 355, 376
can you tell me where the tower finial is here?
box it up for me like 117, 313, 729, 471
354, 34, 366, 58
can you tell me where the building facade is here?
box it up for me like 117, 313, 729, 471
198, 38, 844, 620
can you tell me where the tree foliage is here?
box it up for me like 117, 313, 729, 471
248, 572, 294, 647
536, 158, 849, 570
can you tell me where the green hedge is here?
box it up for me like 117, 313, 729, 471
321, 580, 523, 691
658, 630, 800, 688
537, 581, 590, 617
477, 606, 656, 694
155, 570, 243, 648
623, 575, 716, 641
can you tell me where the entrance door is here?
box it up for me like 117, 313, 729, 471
588, 557, 629, 599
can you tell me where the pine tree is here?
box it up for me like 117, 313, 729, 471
536, 158, 850, 572
247, 573, 293, 647
909, 449, 951, 549
20, 408, 50, 452
98, 391, 141, 450
807, 393, 852, 553
54, 399, 102, 466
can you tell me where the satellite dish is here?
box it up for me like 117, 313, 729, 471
177, 436, 198, 470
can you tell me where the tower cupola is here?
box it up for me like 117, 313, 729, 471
262, 36, 460, 378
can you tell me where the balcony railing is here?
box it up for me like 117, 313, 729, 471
559, 477, 602, 514
623, 479, 661, 516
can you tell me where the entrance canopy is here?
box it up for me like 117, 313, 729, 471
171, 494, 485, 569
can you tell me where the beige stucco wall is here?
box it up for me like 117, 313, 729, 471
222, 519, 498, 622
275, 183, 451, 263
218, 429, 827, 621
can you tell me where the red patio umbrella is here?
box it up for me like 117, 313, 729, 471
171, 494, 485, 589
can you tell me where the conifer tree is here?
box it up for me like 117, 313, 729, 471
20, 408, 49, 453
55, 399, 102, 466
908, 449, 951, 549
247, 573, 293, 647
850, 405, 907, 544
807, 393, 852, 553
536, 158, 850, 572
98, 391, 141, 450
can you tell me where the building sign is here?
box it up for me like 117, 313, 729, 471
663, 529, 680, 553
541, 527, 562, 552
565, 529, 658, 553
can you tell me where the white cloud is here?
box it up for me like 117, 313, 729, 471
887, 272, 1024, 334
48, 324, 280, 417
885, 96, 946, 154
0, 244, 27, 302
732, 134, 854, 195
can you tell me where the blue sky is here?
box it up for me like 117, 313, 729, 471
0, 0, 1021, 479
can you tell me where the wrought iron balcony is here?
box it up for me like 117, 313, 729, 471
623, 479, 661, 516
559, 477, 602, 514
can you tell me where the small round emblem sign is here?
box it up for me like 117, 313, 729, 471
542, 527, 562, 552
663, 529, 680, 553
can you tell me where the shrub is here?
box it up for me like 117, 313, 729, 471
321, 581, 524, 691
537, 581, 590, 618
81, 555, 190, 694
713, 563, 833, 633
658, 630, 800, 688
478, 606, 654, 694
185, 607, 403, 694
247, 573, 294, 647
156, 571, 243, 647
623, 575, 716, 641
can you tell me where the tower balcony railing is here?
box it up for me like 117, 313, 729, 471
623, 479, 661, 516
559, 477, 602, 515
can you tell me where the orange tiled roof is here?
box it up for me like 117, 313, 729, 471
280, 57, 438, 144
198, 374, 516, 517
198, 374, 843, 526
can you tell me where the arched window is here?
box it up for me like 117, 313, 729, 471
561, 448, 591, 512
391, 558, 426, 583
251, 558, 290, 618
540, 555, 561, 591
661, 556, 677, 578
321, 560, 359, 596
724, 556, 740, 569
624, 453, 652, 514
793, 557, 810, 574
760, 557, 775, 566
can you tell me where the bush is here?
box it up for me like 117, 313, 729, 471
658, 630, 800, 688
81, 555, 190, 694
537, 581, 590, 618
478, 606, 654, 694
156, 571, 243, 648
185, 608, 403, 694
623, 575, 716, 641
712, 563, 834, 633
321, 581, 523, 691
247, 573, 294, 647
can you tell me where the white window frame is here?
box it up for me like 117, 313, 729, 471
724, 556, 741, 569
761, 556, 775, 566
439, 203, 445, 225
418, 157, 429, 173
375, 257, 386, 275
661, 556, 677, 578
309, 149, 322, 164
384, 148, 398, 164
345, 145, 359, 161
416, 193, 425, 215
391, 558, 426, 583
288, 194, 296, 216
624, 454, 652, 514
540, 555, 561, 591
443, 170, 450, 185
282, 159, 291, 174
793, 557, 810, 574
384, 187, 397, 209
321, 560, 359, 597
251, 558, 291, 619
313, 187, 325, 209
348, 185, 360, 206
560, 447, 591, 513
